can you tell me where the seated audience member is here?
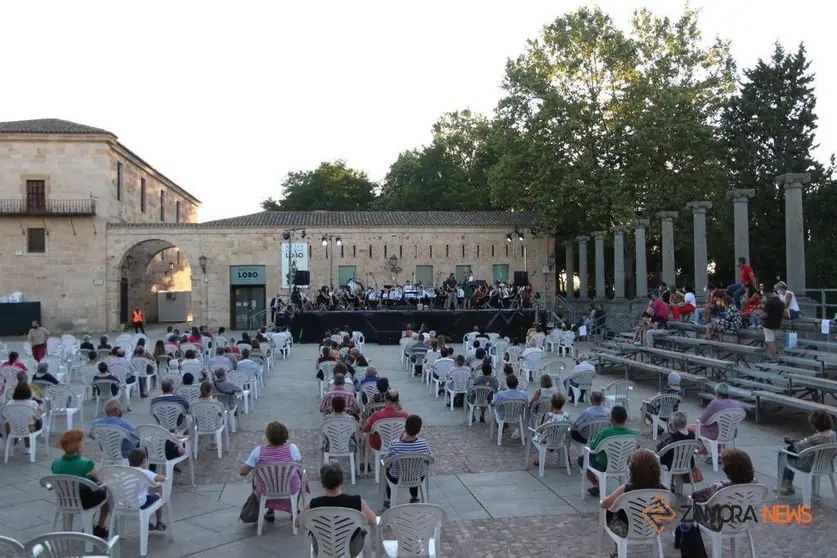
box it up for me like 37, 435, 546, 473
95, 362, 122, 397
778, 409, 837, 495
656, 411, 699, 487
689, 383, 741, 450
316, 347, 337, 380
671, 286, 697, 321
645, 292, 670, 347
530, 373, 558, 406
208, 347, 234, 371
577, 406, 637, 496
321, 395, 359, 450
491, 374, 528, 419
741, 282, 762, 328
690, 449, 755, 532
98, 336, 112, 350
366, 377, 390, 407
471, 360, 499, 401
321, 375, 362, 416
359, 366, 379, 386
237, 349, 260, 380
32, 361, 60, 386
706, 295, 741, 341
92, 398, 140, 458
363, 390, 408, 454
601, 449, 669, 550
181, 372, 195, 386
564, 354, 596, 403
632, 312, 653, 346
151, 378, 191, 432
212, 367, 242, 396
4, 384, 43, 450
640, 372, 684, 429
80, 335, 95, 351
51, 428, 110, 538
532, 393, 571, 464
297, 461, 376, 557
181, 349, 203, 370
127, 449, 168, 531
2, 352, 29, 384
384, 414, 432, 508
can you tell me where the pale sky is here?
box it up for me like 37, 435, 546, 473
3, 1, 834, 222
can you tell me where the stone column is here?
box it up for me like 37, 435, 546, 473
778, 173, 811, 294
577, 236, 589, 299
633, 219, 649, 298
612, 227, 626, 299
592, 231, 607, 299
564, 241, 575, 297
687, 201, 712, 298
658, 211, 678, 286
728, 189, 755, 268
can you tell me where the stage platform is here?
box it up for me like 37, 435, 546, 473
288, 309, 540, 344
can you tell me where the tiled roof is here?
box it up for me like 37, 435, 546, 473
0, 118, 114, 135
198, 211, 539, 228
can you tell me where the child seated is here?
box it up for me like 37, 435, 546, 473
127, 449, 168, 531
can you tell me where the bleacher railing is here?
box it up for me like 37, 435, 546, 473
806, 289, 837, 320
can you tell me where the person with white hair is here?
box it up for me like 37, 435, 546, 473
688, 383, 741, 445
212, 367, 242, 396
564, 354, 596, 404
91, 398, 140, 458
80, 335, 95, 352
640, 372, 684, 429
32, 361, 59, 386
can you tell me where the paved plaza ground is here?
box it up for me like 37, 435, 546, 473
1, 329, 835, 557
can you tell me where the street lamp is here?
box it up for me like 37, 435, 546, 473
335, 236, 342, 246
321, 235, 328, 246
198, 254, 207, 274
506, 234, 512, 242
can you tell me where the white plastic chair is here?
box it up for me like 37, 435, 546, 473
180, 361, 203, 379
352, 332, 364, 354
429, 359, 453, 396
176, 384, 201, 407
489, 399, 527, 446
399, 338, 411, 367
527, 421, 572, 477
0, 535, 24, 557
228, 372, 254, 414
599, 488, 674, 558
644, 394, 681, 440
2, 404, 48, 463
695, 407, 746, 471
571, 418, 612, 458
777, 442, 837, 505
380, 453, 434, 507
520, 348, 544, 382
568, 370, 596, 407
79, 365, 99, 401
527, 397, 552, 431
24, 532, 120, 558
581, 434, 638, 498
44, 384, 83, 433
99, 465, 174, 556
43, 355, 68, 382
367, 417, 406, 483
560, 331, 576, 358
89, 423, 132, 466
490, 341, 509, 367
298, 506, 368, 558
321, 417, 359, 485
318, 361, 337, 397
657, 439, 703, 495
360, 382, 378, 405
443, 371, 471, 411
465, 386, 495, 427
602, 380, 634, 418
92, 379, 127, 417
253, 462, 306, 535
40, 475, 107, 536
377, 503, 446, 557
692, 483, 768, 558
545, 330, 562, 353
190, 400, 229, 458
160, 373, 183, 390
132, 356, 157, 393
137, 424, 195, 496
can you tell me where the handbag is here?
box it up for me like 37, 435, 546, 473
690, 467, 704, 483
675, 522, 708, 558
239, 492, 260, 523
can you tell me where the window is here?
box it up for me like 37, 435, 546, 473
27, 228, 46, 253
446, 245, 449, 258
140, 178, 146, 213
399, 245, 402, 258
116, 162, 123, 201
414, 245, 417, 258
175, 201, 181, 223
308, 245, 312, 258
491, 245, 495, 258
353, 245, 356, 258
369, 245, 372, 258
505, 245, 509, 257
160, 191, 165, 221
492, 264, 509, 284
25, 180, 46, 211
415, 265, 433, 286
429, 246, 433, 258
521, 245, 525, 257
461, 245, 465, 258
384, 245, 387, 258
476, 245, 480, 258
325, 245, 329, 259
340, 245, 344, 258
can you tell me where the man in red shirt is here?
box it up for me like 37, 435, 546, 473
728, 257, 757, 309
363, 390, 408, 452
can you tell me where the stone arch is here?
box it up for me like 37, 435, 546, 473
108, 236, 201, 331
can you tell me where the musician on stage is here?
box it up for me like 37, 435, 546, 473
290, 286, 302, 309
444, 273, 458, 310
474, 283, 488, 309
462, 279, 474, 309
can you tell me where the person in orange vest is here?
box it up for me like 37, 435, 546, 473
132, 307, 145, 334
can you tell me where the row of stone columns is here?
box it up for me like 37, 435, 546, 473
563, 173, 810, 299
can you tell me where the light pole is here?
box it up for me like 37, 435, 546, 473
321, 234, 343, 289
198, 254, 208, 325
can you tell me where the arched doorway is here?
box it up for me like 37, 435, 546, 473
116, 239, 194, 328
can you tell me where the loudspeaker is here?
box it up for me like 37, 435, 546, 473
513, 271, 528, 287
293, 270, 310, 285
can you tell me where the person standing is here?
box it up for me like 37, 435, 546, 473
132, 307, 145, 334
728, 257, 757, 309
762, 287, 786, 363
444, 274, 458, 310
270, 293, 282, 325
27, 320, 49, 362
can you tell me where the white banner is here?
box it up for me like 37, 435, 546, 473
281, 242, 309, 289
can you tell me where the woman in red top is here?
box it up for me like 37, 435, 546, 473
741, 282, 762, 328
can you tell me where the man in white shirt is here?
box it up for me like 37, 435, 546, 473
564, 354, 596, 403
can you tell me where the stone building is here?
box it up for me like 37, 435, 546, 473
0, 119, 554, 333
0, 119, 200, 332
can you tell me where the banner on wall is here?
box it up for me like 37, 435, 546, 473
281, 242, 309, 289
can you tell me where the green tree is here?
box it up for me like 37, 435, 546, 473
721, 42, 831, 286
261, 160, 377, 211
377, 110, 498, 211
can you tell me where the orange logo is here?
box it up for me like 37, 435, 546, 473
642, 495, 677, 533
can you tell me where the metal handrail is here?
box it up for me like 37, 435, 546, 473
0, 198, 96, 216
248, 308, 270, 331
805, 289, 837, 319
553, 295, 577, 324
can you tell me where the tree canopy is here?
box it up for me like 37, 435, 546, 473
260, 160, 376, 211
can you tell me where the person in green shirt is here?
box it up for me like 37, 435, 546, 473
577, 406, 637, 496
51, 428, 111, 538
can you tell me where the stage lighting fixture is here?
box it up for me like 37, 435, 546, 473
321, 235, 328, 246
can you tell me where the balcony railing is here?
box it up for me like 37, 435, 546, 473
0, 198, 96, 216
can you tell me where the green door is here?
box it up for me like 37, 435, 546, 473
492, 264, 509, 284
338, 266, 357, 288
455, 265, 471, 284
415, 265, 433, 287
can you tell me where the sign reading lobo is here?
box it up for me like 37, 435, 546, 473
281, 242, 309, 288
230, 265, 266, 286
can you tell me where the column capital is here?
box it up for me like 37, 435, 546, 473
611, 226, 627, 235
576, 235, 589, 243
632, 219, 649, 229
657, 211, 678, 221
591, 230, 608, 239
727, 188, 755, 201
776, 173, 811, 188
686, 201, 712, 214
563, 239, 574, 247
